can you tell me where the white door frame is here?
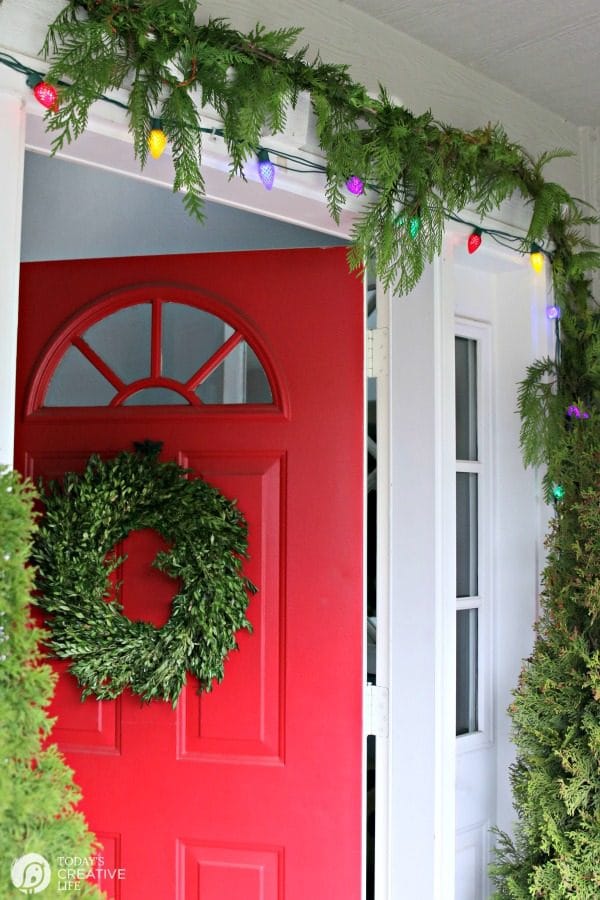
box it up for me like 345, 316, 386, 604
375, 257, 457, 898
0, 88, 26, 465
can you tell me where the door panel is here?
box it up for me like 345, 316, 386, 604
16, 248, 364, 899
178, 843, 282, 900
179, 453, 283, 764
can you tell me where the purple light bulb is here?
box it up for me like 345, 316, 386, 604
257, 150, 275, 191
546, 305, 561, 320
346, 176, 364, 196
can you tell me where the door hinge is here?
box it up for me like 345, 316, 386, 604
365, 683, 389, 738
367, 328, 388, 379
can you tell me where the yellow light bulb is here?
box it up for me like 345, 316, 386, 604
148, 128, 167, 159
530, 249, 544, 273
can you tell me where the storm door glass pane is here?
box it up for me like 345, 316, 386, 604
162, 303, 225, 382
456, 472, 478, 598
456, 608, 478, 735
45, 345, 117, 407
123, 387, 188, 406
84, 304, 151, 383
246, 346, 272, 403
455, 337, 477, 460
196, 341, 272, 404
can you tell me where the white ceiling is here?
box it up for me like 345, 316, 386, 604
343, 0, 600, 127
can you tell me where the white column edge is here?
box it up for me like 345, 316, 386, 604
0, 90, 26, 467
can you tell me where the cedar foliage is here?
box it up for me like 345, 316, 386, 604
489, 102, 600, 900
491, 411, 600, 897
40, 1, 600, 298
0, 468, 104, 898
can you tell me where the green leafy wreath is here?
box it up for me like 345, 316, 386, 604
31, 443, 256, 705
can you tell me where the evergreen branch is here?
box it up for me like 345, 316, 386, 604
517, 357, 560, 469
0, 467, 106, 897
161, 88, 205, 219
39, 0, 600, 305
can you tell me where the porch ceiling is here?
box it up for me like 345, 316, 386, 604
342, 0, 600, 127
3, 1, 600, 129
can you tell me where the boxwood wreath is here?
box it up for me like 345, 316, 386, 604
4, 0, 600, 894
31, 443, 256, 706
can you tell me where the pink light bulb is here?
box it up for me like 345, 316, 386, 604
346, 176, 364, 196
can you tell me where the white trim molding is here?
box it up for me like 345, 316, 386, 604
386, 254, 457, 898
0, 90, 26, 467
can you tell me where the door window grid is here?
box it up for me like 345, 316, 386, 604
43, 300, 273, 408
455, 325, 491, 742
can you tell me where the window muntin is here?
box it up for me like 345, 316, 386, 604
195, 341, 272, 405
43, 299, 273, 408
45, 344, 118, 407
161, 303, 225, 383
84, 303, 152, 384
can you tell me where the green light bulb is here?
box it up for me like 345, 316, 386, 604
552, 484, 565, 501
409, 216, 421, 239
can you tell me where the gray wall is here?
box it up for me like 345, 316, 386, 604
21, 152, 345, 262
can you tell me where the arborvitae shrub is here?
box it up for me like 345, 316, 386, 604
492, 418, 600, 897
0, 467, 104, 898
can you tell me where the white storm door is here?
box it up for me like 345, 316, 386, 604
384, 233, 552, 900
452, 244, 552, 900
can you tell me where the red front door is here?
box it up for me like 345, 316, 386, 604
15, 248, 364, 899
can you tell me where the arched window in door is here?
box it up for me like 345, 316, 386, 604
38, 298, 274, 408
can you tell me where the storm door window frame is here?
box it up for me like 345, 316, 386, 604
455, 319, 493, 747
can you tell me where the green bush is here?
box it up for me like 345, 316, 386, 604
492, 414, 600, 897
0, 467, 104, 898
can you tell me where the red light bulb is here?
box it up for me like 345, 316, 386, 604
34, 81, 58, 111
467, 230, 482, 254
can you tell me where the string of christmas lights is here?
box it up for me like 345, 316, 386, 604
0, 50, 553, 272
2, 48, 568, 492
